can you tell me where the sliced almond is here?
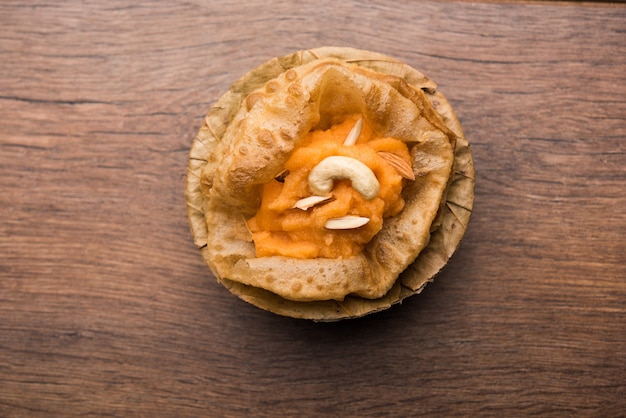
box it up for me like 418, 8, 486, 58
292, 195, 334, 210
378, 151, 416, 180
274, 169, 289, 183
342, 117, 363, 146
324, 215, 370, 230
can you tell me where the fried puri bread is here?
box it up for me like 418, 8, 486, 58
186, 47, 474, 320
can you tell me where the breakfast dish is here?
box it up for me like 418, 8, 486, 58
186, 47, 474, 320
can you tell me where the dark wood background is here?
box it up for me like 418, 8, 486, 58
1, 1, 625, 416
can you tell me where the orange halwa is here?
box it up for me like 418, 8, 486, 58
247, 115, 412, 258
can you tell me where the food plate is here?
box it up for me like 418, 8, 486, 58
186, 46, 474, 321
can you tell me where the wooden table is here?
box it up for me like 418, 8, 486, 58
1, 1, 625, 416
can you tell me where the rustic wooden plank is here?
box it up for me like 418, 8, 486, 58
1, 0, 625, 416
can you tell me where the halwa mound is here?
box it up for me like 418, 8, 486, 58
248, 115, 412, 259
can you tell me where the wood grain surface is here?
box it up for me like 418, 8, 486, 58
1, 1, 625, 416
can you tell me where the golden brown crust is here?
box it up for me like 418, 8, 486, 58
186, 47, 474, 319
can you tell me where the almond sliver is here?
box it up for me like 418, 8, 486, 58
378, 151, 415, 180
324, 215, 370, 230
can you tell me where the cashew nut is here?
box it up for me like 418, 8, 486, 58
308, 156, 380, 200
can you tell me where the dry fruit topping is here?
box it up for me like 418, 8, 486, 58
247, 115, 414, 259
